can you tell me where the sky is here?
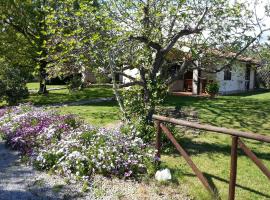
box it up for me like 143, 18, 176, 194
240, 0, 270, 43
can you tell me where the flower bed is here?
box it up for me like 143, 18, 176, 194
0, 104, 154, 180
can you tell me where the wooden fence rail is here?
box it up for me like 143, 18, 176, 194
153, 114, 270, 200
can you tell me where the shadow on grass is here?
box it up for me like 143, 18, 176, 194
161, 135, 270, 199
177, 172, 270, 199
163, 91, 270, 134
162, 136, 270, 161
24, 87, 114, 106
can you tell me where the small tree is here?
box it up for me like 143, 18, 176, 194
0, 62, 29, 105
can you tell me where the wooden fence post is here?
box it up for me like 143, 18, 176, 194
229, 136, 239, 200
155, 120, 161, 159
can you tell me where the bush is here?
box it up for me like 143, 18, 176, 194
0, 104, 154, 180
67, 74, 83, 91
0, 65, 29, 105
205, 82, 220, 97
122, 84, 167, 142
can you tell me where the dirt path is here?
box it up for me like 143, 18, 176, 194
0, 140, 189, 200
0, 141, 91, 200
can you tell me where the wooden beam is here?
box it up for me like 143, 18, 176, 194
155, 120, 162, 159
160, 123, 214, 194
238, 139, 270, 180
228, 136, 239, 200
153, 115, 270, 143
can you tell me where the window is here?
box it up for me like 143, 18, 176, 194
224, 67, 232, 80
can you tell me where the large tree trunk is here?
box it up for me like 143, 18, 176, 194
38, 60, 48, 94
143, 83, 156, 124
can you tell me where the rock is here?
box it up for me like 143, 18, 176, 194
155, 168, 172, 182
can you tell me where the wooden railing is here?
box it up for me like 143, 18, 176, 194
153, 114, 270, 200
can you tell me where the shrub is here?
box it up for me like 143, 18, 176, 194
0, 104, 75, 154
0, 104, 154, 180
122, 84, 167, 142
205, 82, 220, 97
0, 66, 29, 105
67, 74, 83, 91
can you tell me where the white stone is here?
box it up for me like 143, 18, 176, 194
155, 168, 172, 182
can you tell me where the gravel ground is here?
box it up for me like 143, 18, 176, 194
0, 140, 190, 200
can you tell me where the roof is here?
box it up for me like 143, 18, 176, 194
166, 47, 262, 66
208, 49, 262, 65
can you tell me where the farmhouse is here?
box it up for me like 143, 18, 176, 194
81, 48, 262, 95
169, 50, 262, 95
119, 48, 262, 95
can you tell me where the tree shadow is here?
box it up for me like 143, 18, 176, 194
177, 171, 270, 199
162, 136, 270, 161
163, 90, 270, 136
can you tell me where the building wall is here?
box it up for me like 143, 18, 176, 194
81, 67, 97, 84
169, 80, 184, 92
216, 62, 256, 94
122, 68, 139, 84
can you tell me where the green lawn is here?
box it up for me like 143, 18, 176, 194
26, 82, 67, 90
56, 101, 120, 126
24, 85, 114, 105
25, 83, 118, 126
1, 83, 119, 126
160, 91, 270, 200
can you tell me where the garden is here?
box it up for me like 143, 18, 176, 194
1, 0, 270, 200
1, 83, 270, 199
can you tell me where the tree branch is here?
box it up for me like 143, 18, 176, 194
3, 19, 35, 45
129, 35, 162, 51
165, 60, 189, 85
202, 28, 270, 73
162, 7, 208, 54
118, 81, 144, 88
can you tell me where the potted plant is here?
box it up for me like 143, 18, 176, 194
206, 82, 220, 98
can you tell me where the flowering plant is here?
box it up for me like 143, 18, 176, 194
0, 104, 154, 179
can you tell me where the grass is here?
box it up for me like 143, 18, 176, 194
56, 101, 120, 126
1, 82, 119, 126
24, 84, 114, 106
26, 82, 66, 90
160, 90, 270, 200
25, 83, 119, 126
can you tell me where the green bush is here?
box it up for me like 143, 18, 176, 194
205, 82, 220, 96
0, 65, 29, 105
67, 75, 83, 91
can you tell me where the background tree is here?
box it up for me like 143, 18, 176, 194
0, 0, 52, 94
45, 0, 102, 89
0, 9, 33, 105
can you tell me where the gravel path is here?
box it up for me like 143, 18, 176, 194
0, 140, 190, 200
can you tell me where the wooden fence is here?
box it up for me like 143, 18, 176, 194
153, 114, 270, 200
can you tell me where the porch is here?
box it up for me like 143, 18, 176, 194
169, 69, 209, 95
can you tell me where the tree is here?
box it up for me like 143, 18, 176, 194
0, 0, 51, 94
45, 0, 269, 132
0, 10, 33, 105
45, 0, 101, 84
0, 59, 29, 105
102, 0, 269, 123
